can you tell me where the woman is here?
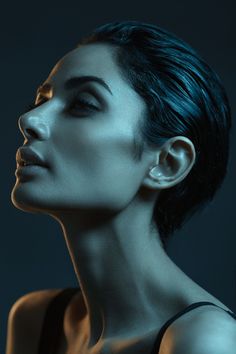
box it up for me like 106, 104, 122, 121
7, 20, 236, 354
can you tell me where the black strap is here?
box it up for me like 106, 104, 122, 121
150, 301, 236, 354
37, 287, 80, 354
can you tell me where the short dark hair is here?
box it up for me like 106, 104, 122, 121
76, 20, 232, 250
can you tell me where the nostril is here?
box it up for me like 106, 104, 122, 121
26, 128, 38, 139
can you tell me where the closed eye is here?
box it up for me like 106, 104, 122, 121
24, 96, 99, 114
69, 92, 99, 112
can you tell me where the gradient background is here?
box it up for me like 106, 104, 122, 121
1, 0, 235, 352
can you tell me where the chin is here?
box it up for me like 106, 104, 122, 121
11, 183, 48, 214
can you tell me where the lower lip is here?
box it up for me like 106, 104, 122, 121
15, 164, 48, 180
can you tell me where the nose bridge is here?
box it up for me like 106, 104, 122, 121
18, 111, 50, 141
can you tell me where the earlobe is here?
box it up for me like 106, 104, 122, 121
147, 163, 176, 189
149, 166, 162, 180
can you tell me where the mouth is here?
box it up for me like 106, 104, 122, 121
16, 147, 48, 168
15, 162, 48, 178
17, 161, 46, 168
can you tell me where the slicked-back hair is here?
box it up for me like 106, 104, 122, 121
76, 20, 232, 250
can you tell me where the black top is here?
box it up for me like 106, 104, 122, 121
37, 287, 236, 354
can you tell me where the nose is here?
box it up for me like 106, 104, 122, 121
18, 113, 50, 141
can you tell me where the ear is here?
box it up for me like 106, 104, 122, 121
142, 136, 196, 190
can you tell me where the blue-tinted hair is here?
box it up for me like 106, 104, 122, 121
76, 20, 232, 249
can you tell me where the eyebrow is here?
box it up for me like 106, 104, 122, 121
37, 75, 113, 96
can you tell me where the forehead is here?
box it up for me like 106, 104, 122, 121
52, 44, 117, 78
45, 44, 130, 95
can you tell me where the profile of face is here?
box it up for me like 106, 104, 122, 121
11, 43, 158, 217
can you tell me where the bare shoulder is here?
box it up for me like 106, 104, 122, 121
160, 306, 236, 354
6, 288, 63, 354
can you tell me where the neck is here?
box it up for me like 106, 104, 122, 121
52, 199, 191, 347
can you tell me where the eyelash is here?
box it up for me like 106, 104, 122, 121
24, 95, 99, 113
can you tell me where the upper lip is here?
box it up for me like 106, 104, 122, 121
16, 147, 48, 167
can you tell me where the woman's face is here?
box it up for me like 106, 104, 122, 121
11, 43, 152, 215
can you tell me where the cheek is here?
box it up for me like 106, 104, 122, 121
51, 124, 143, 208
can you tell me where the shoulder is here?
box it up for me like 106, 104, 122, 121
8, 288, 63, 327
6, 288, 63, 354
160, 306, 236, 354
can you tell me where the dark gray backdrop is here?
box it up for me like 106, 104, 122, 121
1, 0, 235, 352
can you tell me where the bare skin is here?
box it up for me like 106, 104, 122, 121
11, 43, 235, 354
7, 286, 234, 354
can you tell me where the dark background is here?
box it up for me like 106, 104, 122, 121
1, 0, 235, 352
